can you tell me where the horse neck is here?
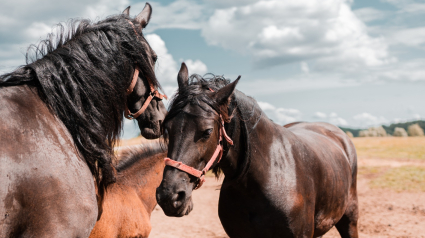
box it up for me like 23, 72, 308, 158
219, 90, 276, 180
116, 147, 166, 212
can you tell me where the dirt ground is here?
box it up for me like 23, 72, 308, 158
149, 156, 425, 238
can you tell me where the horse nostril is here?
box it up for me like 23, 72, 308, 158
171, 191, 186, 208
177, 191, 186, 202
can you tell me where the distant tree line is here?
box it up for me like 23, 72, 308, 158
339, 127, 362, 137
339, 120, 425, 137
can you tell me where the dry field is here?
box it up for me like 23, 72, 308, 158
323, 137, 425, 237
119, 137, 425, 237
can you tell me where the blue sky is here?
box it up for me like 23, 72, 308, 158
1, 0, 424, 138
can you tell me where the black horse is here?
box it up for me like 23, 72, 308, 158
156, 63, 358, 237
0, 4, 166, 237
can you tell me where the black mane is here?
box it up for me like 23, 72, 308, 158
0, 14, 160, 187
115, 141, 167, 173
164, 74, 231, 123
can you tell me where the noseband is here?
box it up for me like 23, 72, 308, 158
124, 20, 167, 120
164, 114, 233, 189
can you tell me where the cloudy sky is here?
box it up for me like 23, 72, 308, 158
1, 0, 424, 137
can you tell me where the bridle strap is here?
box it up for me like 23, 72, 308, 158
126, 67, 139, 95
124, 20, 167, 120
164, 158, 203, 178
125, 73, 167, 119
164, 115, 233, 189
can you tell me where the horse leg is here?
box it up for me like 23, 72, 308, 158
335, 190, 359, 238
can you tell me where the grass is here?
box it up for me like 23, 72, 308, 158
352, 137, 425, 160
369, 166, 425, 192
358, 166, 387, 176
353, 137, 425, 192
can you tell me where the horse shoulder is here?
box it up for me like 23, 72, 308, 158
0, 85, 98, 237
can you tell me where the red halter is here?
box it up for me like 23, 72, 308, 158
164, 114, 233, 189
124, 67, 167, 119
124, 21, 167, 120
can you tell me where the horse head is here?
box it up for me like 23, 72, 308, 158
156, 63, 239, 216
123, 4, 167, 139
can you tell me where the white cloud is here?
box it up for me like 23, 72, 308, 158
301, 61, 309, 73
353, 112, 388, 127
312, 111, 347, 126
382, 0, 425, 12
258, 101, 276, 111
329, 112, 338, 118
84, 0, 129, 20
134, 0, 206, 32
202, 0, 393, 69
0, 0, 130, 71
412, 114, 421, 120
202, 0, 259, 8
328, 112, 348, 126
184, 59, 208, 75
145, 34, 208, 99
354, 7, 389, 22
121, 118, 140, 139
399, 3, 425, 14
388, 27, 425, 47
377, 58, 425, 81
146, 34, 179, 83
239, 75, 359, 96
162, 85, 178, 102
146, 34, 209, 83
258, 101, 302, 125
330, 117, 348, 126
25, 22, 52, 42
314, 112, 327, 119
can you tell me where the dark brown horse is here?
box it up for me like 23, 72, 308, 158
156, 63, 358, 237
0, 4, 167, 237
90, 141, 166, 238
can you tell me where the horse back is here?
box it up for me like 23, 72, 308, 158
284, 121, 357, 175
0, 85, 98, 237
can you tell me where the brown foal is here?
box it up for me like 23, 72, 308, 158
90, 141, 166, 238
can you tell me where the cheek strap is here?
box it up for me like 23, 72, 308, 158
125, 67, 167, 120
164, 115, 233, 189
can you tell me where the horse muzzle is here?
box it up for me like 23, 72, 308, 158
138, 120, 162, 139
156, 185, 194, 217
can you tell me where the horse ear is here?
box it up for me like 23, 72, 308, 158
135, 3, 152, 30
122, 6, 130, 16
177, 62, 189, 89
213, 76, 240, 105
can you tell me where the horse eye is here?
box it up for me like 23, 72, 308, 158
153, 55, 158, 62
203, 129, 213, 137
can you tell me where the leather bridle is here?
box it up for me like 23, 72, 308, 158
164, 109, 233, 189
124, 20, 167, 120
124, 67, 167, 119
